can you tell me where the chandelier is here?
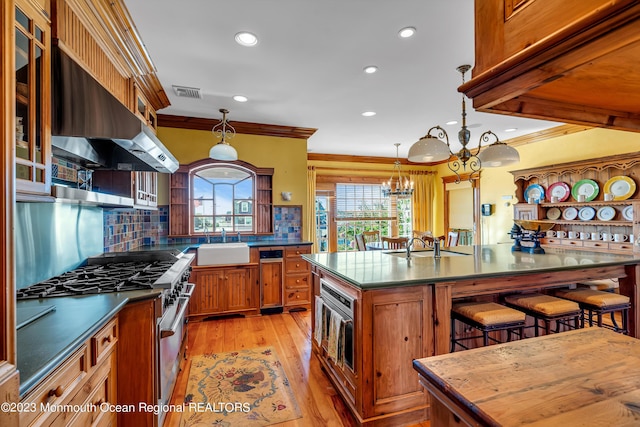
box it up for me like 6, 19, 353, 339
407, 64, 520, 182
382, 143, 414, 198
209, 108, 238, 161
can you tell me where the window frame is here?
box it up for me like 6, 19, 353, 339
190, 162, 256, 234
169, 159, 274, 237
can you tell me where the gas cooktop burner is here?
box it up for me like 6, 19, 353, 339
17, 259, 178, 300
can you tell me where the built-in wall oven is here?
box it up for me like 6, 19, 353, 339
320, 278, 354, 370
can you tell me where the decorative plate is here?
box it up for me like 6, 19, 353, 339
547, 182, 571, 202
578, 206, 596, 221
524, 184, 545, 202
603, 176, 636, 200
546, 207, 562, 220
562, 207, 578, 220
623, 205, 634, 221
596, 206, 616, 221
571, 179, 599, 202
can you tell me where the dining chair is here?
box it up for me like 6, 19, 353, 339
355, 234, 366, 251
381, 236, 408, 249
362, 231, 380, 244
447, 231, 459, 247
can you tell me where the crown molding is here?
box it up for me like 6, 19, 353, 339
157, 114, 317, 139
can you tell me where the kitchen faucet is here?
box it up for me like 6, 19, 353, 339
433, 238, 441, 259
406, 237, 428, 259
237, 231, 241, 242
203, 225, 211, 243
221, 228, 226, 243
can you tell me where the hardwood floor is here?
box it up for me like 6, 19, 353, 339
165, 311, 430, 427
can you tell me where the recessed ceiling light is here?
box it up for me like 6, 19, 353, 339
233, 95, 248, 102
235, 32, 258, 47
445, 120, 458, 125
363, 65, 378, 74
362, 111, 376, 117
504, 128, 518, 132
398, 27, 416, 38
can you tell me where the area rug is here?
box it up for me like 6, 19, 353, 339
180, 346, 302, 426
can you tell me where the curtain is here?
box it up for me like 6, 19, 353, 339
305, 166, 318, 251
410, 170, 436, 234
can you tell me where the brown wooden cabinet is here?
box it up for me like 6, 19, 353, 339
462, 0, 640, 133
20, 317, 118, 427
260, 258, 283, 309
190, 265, 259, 318
284, 245, 311, 311
14, 0, 52, 199
511, 152, 640, 254
311, 267, 432, 426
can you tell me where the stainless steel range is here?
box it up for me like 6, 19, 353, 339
17, 249, 195, 426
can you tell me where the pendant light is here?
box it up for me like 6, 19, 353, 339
408, 65, 519, 182
209, 108, 238, 161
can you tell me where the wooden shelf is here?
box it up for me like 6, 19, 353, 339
537, 219, 630, 226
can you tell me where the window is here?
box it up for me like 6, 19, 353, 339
315, 194, 330, 252
334, 183, 412, 251
191, 164, 255, 233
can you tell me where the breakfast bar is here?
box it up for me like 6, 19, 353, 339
304, 244, 640, 426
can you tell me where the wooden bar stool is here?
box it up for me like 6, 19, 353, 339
451, 301, 526, 351
504, 293, 581, 336
554, 288, 630, 334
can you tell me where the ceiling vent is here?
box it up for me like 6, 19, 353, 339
172, 85, 202, 99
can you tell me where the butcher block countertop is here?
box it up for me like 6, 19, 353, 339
413, 328, 640, 426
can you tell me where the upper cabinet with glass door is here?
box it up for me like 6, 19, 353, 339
14, 0, 51, 198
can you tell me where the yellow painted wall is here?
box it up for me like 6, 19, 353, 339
156, 126, 309, 235
451, 128, 640, 244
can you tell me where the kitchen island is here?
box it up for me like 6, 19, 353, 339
303, 245, 640, 426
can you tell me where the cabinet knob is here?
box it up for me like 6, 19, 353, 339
48, 385, 64, 398
296, 279, 300, 283
296, 263, 300, 267
102, 335, 112, 344
296, 251, 300, 255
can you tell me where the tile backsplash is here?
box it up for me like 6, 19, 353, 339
103, 205, 302, 252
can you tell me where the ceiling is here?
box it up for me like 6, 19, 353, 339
125, 0, 561, 159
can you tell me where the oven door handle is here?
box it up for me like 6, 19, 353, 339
160, 296, 189, 338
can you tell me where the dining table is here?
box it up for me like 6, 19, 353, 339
413, 327, 640, 426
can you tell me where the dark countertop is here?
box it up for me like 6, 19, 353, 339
303, 244, 640, 290
135, 240, 313, 253
17, 289, 161, 397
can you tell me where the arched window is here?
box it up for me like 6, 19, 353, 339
169, 159, 274, 237
191, 164, 255, 233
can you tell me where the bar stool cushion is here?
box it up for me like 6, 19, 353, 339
453, 302, 525, 326
576, 279, 618, 291
504, 293, 579, 316
555, 289, 630, 308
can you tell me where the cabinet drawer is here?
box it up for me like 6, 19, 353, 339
285, 258, 310, 273
50, 353, 113, 427
285, 245, 311, 258
609, 242, 633, 251
583, 241, 609, 250
285, 287, 310, 305
91, 318, 118, 366
20, 345, 89, 426
560, 239, 583, 247
285, 273, 310, 289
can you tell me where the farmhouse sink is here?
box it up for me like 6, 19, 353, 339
197, 242, 250, 265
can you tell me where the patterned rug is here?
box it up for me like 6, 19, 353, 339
180, 347, 302, 426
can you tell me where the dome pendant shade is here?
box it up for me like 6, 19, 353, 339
408, 135, 451, 162
209, 108, 238, 161
477, 142, 520, 167
209, 142, 238, 160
